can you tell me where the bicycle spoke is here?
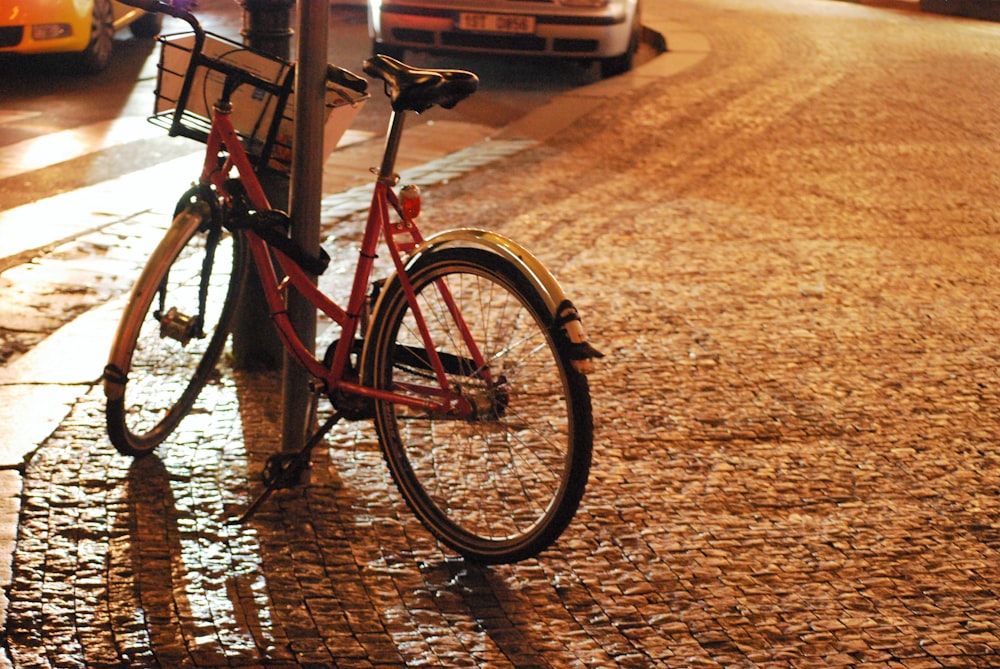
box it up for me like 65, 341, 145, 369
367, 247, 592, 563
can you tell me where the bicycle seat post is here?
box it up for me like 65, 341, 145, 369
377, 110, 407, 184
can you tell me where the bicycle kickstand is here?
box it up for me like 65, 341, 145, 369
228, 410, 344, 525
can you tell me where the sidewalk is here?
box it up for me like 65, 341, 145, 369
0, 9, 704, 666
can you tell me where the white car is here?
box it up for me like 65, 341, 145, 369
368, 0, 642, 78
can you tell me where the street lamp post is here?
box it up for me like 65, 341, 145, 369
236, 0, 327, 458
282, 1, 328, 456
231, 0, 294, 373
240, 0, 294, 59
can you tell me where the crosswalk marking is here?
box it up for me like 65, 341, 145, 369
0, 152, 202, 261
0, 117, 166, 179
0, 110, 42, 126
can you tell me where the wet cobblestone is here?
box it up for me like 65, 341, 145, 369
6, 0, 1000, 666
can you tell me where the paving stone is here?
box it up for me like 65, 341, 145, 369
6, 3, 1000, 668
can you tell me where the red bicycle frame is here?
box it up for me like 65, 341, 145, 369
200, 103, 490, 418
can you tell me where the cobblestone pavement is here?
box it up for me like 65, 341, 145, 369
8, 0, 1000, 667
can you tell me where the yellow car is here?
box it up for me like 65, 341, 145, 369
0, 0, 161, 73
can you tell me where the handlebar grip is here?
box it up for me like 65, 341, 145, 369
327, 64, 369, 95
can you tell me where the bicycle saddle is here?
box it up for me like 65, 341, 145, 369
363, 54, 479, 114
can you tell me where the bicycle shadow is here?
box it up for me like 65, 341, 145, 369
229, 367, 567, 667
422, 557, 567, 667
115, 366, 580, 666
121, 453, 276, 665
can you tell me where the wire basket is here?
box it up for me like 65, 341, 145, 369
152, 31, 367, 173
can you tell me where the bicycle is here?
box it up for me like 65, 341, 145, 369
103, 0, 602, 564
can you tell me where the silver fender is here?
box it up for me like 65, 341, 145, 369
406, 229, 602, 373
104, 200, 213, 401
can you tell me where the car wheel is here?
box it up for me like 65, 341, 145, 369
600, 5, 641, 78
599, 50, 632, 79
77, 0, 115, 73
130, 12, 163, 39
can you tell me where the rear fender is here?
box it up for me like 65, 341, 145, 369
406, 228, 602, 373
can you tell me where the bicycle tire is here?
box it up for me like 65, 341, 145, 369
105, 200, 247, 457
364, 247, 593, 563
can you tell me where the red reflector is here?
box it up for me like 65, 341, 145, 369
400, 184, 421, 219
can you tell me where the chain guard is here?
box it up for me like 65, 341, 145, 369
323, 338, 375, 420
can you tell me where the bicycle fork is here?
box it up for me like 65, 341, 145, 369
104, 198, 217, 401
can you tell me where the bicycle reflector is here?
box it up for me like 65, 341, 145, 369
400, 184, 421, 219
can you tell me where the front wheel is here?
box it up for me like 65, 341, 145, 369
76, 0, 115, 73
364, 247, 593, 563
105, 199, 247, 457
600, 3, 642, 78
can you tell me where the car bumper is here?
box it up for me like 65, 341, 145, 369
374, 4, 635, 59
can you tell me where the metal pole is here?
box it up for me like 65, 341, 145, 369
232, 0, 293, 371
282, 0, 328, 454
240, 0, 294, 58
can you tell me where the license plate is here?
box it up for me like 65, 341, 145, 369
457, 12, 535, 34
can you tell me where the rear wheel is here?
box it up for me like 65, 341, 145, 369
105, 198, 247, 457
365, 247, 593, 563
